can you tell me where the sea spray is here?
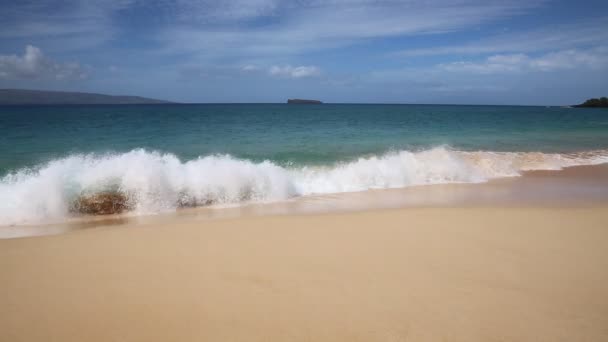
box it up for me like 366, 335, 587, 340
1, 147, 608, 226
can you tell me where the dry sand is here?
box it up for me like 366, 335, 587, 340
2, 206, 608, 341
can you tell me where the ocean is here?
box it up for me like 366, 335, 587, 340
1, 104, 608, 226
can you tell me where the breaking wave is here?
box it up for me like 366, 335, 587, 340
1, 147, 607, 225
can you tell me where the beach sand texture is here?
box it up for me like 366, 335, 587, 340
2, 206, 608, 341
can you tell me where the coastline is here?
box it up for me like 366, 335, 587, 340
2, 163, 608, 239
2, 206, 608, 341
3, 3, 608, 341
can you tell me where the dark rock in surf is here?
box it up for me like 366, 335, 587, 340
72, 192, 131, 215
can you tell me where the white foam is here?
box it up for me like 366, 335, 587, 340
1, 147, 607, 226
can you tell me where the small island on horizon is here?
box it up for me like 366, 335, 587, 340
287, 99, 323, 104
574, 97, 608, 108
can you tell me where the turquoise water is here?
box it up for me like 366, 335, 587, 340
1, 104, 608, 225
2, 104, 608, 173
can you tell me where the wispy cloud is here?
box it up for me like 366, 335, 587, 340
0, 45, 88, 80
394, 17, 608, 57
269, 65, 321, 78
173, 0, 280, 21
241, 65, 261, 72
438, 48, 608, 74
0, 1, 547, 62
156, 0, 544, 60
0, 1, 133, 41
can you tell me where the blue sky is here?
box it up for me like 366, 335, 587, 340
0, 0, 606, 104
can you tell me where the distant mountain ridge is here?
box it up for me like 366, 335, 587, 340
0, 89, 173, 105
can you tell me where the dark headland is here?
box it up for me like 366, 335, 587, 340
574, 97, 608, 108
287, 99, 323, 104
0, 89, 172, 105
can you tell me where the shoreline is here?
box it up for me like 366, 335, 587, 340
2, 164, 607, 340
2, 163, 608, 239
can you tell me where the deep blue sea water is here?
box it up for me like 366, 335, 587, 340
1, 104, 608, 225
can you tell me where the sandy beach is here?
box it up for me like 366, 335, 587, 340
2, 200, 608, 341
3, 2, 608, 340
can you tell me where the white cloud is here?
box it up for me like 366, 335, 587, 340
174, 63, 321, 80
529, 49, 608, 71
438, 48, 608, 74
0, 45, 88, 80
269, 65, 321, 78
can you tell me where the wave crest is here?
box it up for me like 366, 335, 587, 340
1, 147, 607, 225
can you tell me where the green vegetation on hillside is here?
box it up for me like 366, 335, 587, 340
575, 97, 608, 108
